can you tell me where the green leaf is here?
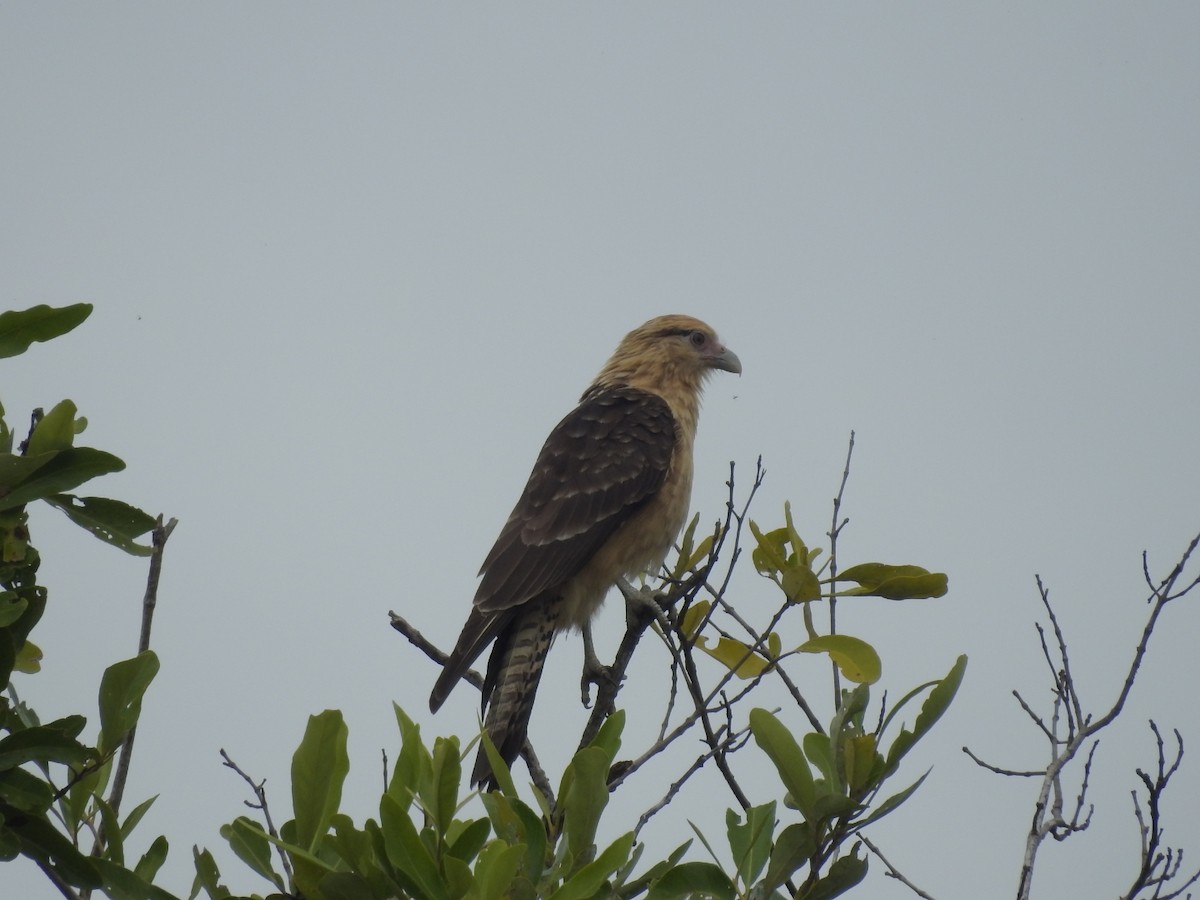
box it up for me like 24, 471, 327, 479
0, 303, 92, 359
748, 709, 817, 820
560, 746, 611, 864
855, 770, 931, 828
699, 636, 774, 678
190, 845, 232, 900
133, 833, 170, 885
13, 639, 43, 675
3, 807, 104, 887
379, 793, 447, 900
98, 652, 160, 757
25, 400, 80, 455
291, 709, 349, 855
481, 793, 547, 886
257, 822, 336, 890
833, 563, 948, 600
802, 733, 839, 791
678, 600, 711, 640
673, 512, 717, 577
221, 817, 285, 891
0, 716, 93, 770
648, 861, 736, 900
550, 831, 636, 900
0, 595, 27, 627
320, 871, 377, 900
0, 766, 57, 813
762, 821, 816, 893
389, 703, 428, 811
422, 735, 461, 835
798, 635, 881, 685
326, 814, 382, 883
841, 734, 879, 793
726, 801, 775, 888
671, 513, 701, 578
45, 495, 157, 556
589, 707, 624, 764
478, 728, 518, 799
94, 855, 182, 900
447, 816, 491, 863
94, 794, 125, 865
886, 655, 967, 772
624, 841, 692, 898
120, 794, 158, 841
475, 840, 527, 900
781, 564, 822, 603
443, 856, 475, 900
801, 846, 868, 899
0, 448, 126, 511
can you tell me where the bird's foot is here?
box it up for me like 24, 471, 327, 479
616, 579, 670, 630
580, 621, 621, 708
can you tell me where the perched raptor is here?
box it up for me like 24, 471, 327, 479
429, 314, 741, 787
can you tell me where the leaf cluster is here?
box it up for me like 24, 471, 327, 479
1, 304, 172, 898
198, 709, 658, 900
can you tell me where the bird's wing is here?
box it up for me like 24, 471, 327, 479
474, 384, 676, 612
428, 386, 675, 712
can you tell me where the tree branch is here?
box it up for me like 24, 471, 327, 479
89, 516, 177, 875
961, 530, 1200, 900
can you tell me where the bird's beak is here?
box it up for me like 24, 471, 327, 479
709, 345, 742, 375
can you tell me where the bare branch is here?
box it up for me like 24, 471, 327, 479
1122, 722, 1200, 900
961, 745, 1042, 778
826, 430, 855, 700
389, 612, 484, 695
860, 833, 939, 900
971, 531, 1200, 900
89, 516, 177, 878
220, 748, 293, 884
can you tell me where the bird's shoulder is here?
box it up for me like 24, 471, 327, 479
528, 385, 677, 495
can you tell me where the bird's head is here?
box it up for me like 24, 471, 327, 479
594, 314, 741, 395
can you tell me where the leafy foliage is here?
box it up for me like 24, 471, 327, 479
3, 302, 973, 899
1, 304, 172, 898
197, 708, 647, 900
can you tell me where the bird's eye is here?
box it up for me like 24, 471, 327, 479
689, 330, 706, 347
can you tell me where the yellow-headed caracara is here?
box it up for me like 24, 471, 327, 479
429, 314, 741, 787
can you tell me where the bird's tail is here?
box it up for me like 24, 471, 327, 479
471, 597, 560, 789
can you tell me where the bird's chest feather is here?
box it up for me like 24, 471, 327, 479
559, 442, 695, 628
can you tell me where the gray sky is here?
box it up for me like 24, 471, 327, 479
4, 5, 1199, 898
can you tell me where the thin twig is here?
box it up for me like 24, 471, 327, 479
860, 834, 939, 900
220, 748, 293, 885
826, 431, 855, 700
969, 531, 1200, 900
34, 860, 79, 900
90, 516, 177, 874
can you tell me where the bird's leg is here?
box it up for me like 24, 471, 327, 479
579, 580, 670, 709
616, 577, 671, 631
580, 620, 617, 708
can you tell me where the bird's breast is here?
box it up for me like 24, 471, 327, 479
558, 444, 695, 629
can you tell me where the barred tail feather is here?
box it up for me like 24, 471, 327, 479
471, 597, 560, 788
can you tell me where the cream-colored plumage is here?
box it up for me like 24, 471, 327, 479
429, 315, 740, 787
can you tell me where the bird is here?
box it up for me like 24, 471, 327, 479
428, 314, 741, 788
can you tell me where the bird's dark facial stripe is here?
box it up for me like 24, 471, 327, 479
654, 326, 709, 342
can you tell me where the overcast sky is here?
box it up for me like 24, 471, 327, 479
4, 5, 1199, 898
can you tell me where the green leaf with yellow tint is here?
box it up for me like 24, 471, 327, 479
45, 495, 157, 556
25, 400, 80, 455
798, 635, 881, 684
834, 563, 948, 600
0, 448, 126, 511
0, 303, 92, 359
748, 708, 817, 819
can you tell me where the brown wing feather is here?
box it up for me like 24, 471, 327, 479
475, 386, 675, 611
428, 386, 675, 711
